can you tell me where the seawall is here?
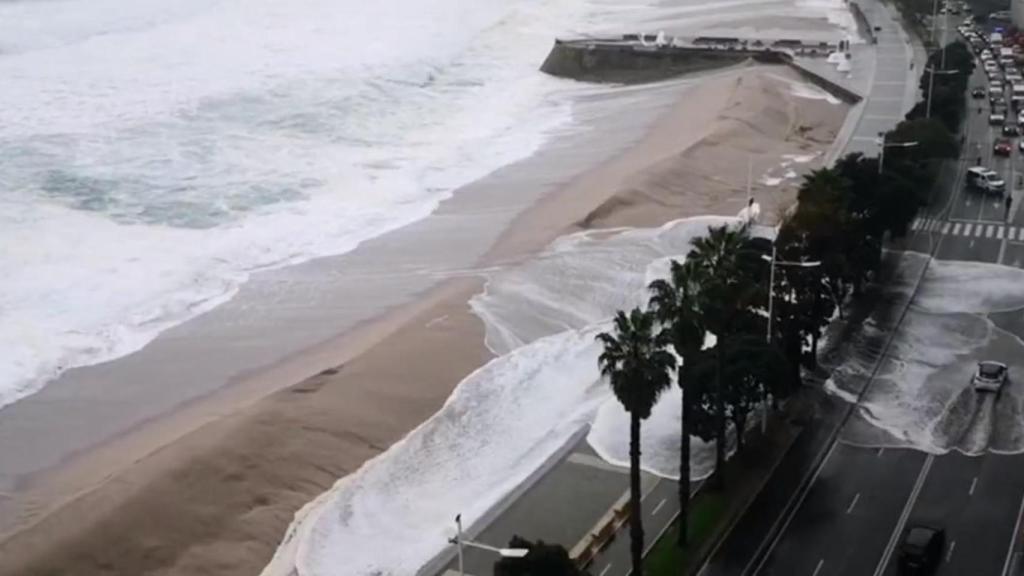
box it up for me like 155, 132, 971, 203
540, 38, 863, 105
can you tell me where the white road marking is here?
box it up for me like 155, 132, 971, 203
976, 225, 985, 238
942, 222, 951, 234
947, 540, 956, 563
847, 493, 861, 514
651, 498, 666, 516
999, 226, 1006, 239
954, 222, 963, 235
812, 558, 825, 576
988, 224, 996, 238
965, 223, 974, 236
1000, 493, 1024, 576
878, 447, 885, 457
873, 455, 935, 576
747, 442, 840, 575
599, 563, 613, 576
970, 476, 978, 496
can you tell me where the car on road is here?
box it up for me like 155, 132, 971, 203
1018, 138, 1024, 152
898, 525, 945, 575
990, 110, 1007, 124
994, 138, 1013, 156
993, 94, 1008, 107
973, 87, 987, 98
967, 166, 1006, 193
973, 361, 1008, 392
1002, 124, 1020, 137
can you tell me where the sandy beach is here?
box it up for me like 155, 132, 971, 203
0, 64, 849, 576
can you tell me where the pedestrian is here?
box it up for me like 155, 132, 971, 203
1006, 194, 1013, 221
978, 155, 983, 165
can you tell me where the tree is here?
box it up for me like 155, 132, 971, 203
596, 308, 676, 575
648, 258, 708, 547
685, 224, 761, 488
493, 536, 589, 576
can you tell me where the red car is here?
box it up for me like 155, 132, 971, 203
995, 138, 1013, 156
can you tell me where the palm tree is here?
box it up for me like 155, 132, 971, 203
648, 259, 706, 547
596, 308, 676, 575
686, 224, 759, 489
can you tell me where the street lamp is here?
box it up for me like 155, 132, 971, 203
925, 67, 960, 119
760, 245, 821, 432
450, 514, 530, 576
876, 133, 920, 174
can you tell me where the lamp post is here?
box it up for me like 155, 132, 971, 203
925, 67, 960, 119
450, 514, 529, 576
877, 133, 920, 174
761, 245, 821, 433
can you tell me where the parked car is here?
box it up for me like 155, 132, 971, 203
994, 138, 1013, 156
973, 361, 1008, 392
990, 110, 1007, 125
1003, 124, 1020, 137
898, 525, 945, 575
966, 166, 1006, 193
993, 94, 1008, 107
973, 87, 987, 98
1017, 138, 1024, 152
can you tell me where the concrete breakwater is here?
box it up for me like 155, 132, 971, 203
539, 36, 862, 105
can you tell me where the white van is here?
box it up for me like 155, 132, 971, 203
966, 167, 1006, 194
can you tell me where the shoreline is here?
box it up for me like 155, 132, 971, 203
0, 64, 849, 576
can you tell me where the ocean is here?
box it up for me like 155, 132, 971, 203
0, 0, 589, 408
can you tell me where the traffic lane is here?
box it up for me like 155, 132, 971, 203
877, 453, 980, 576
592, 475, 681, 576
1001, 242, 1024, 267
935, 234, 1001, 263
942, 453, 1024, 575
755, 444, 926, 576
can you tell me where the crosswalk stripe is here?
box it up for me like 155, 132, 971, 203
953, 222, 962, 235
975, 225, 984, 238
942, 222, 951, 235
964, 223, 973, 236
987, 225, 995, 238
998, 226, 1005, 239
912, 218, 922, 230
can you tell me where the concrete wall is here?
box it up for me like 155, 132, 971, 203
538, 40, 863, 106
850, 2, 878, 44
539, 41, 753, 84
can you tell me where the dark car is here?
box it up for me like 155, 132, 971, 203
973, 87, 987, 98
1004, 124, 1021, 137
899, 525, 945, 575
994, 138, 1013, 155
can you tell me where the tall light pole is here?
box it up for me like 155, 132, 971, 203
450, 514, 529, 576
877, 133, 920, 174
761, 245, 820, 433
925, 67, 959, 119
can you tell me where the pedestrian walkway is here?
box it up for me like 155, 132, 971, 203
910, 217, 1023, 240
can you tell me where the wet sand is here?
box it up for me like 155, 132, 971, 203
0, 64, 849, 576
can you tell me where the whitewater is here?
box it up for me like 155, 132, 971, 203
0, 0, 599, 409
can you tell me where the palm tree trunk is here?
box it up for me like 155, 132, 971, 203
734, 412, 746, 454
629, 413, 645, 575
713, 346, 726, 490
677, 365, 690, 548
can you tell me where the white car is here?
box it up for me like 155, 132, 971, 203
1016, 111, 1024, 124
973, 361, 1008, 392
966, 166, 1006, 193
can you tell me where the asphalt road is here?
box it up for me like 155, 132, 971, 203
702, 19, 1024, 576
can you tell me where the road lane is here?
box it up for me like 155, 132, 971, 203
756, 445, 927, 576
